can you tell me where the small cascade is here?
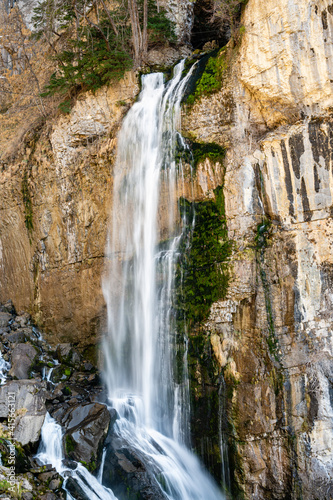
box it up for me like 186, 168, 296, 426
36, 413, 118, 500
0, 350, 10, 385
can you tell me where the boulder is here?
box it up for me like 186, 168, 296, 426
1, 300, 16, 315
65, 477, 91, 500
56, 344, 81, 368
8, 343, 38, 379
62, 403, 111, 470
102, 434, 165, 499
0, 380, 47, 446
0, 312, 12, 328
15, 313, 30, 328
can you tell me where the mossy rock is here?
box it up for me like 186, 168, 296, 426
175, 185, 232, 325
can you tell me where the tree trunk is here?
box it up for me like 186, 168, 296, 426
142, 0, 148, 60
128, 0, 143, 66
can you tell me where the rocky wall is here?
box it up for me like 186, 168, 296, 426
183, 0, 333, 498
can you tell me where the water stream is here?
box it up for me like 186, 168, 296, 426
102, 60, 224, 499
37, 61, 225, 499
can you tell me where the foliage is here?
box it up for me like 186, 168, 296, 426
212, 0, 248, 38
146, 0, 176, 46
191, 142, 226, 169
176, 186, 232, 324
187, 50, 227, 104
32, 0, 176, 106
39, 15, 132, 100
65, 433, 75, 454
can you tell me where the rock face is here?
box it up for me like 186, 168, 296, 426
182, 0, 333, 498
0, 380, 47, 446
1, 0, 333, 498
0, 74, 138, 346
61, 403, 111, 468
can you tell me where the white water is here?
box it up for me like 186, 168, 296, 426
0, 350, 10, 385
102, 60, 224, 499
36, 61, 225, 499
36, 413, 118, 500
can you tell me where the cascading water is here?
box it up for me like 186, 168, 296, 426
0, 350, 10, 385
102, 60, 225, 499
36, 60, 225, 500
36, 413, 118, 500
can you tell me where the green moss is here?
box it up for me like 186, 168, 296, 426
191, 142, 226, 170
21, 172, 33, 234
187, 49, 227, 105
62, 385, 72, 396
80, 457, 97, 472
65, 434, 75, 455
175, 186, 232, 324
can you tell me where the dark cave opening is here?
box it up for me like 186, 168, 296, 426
190, 0, 230, 50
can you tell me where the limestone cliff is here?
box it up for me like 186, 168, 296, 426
183, 0, 333, 498
0, 75, 138, 345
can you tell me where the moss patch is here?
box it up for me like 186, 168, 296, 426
175, 186, 232, 324
187, 49, 227, 105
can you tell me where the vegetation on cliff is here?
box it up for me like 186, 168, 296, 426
32, 0, 175, 106
176, 184, 232, 325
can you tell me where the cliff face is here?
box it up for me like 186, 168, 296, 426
184, 0, 333, 498
0, 75, 138, 345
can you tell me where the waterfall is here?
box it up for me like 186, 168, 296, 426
102, 60, 224, 499
36, 413, 118, 500
36, 60, 225, 500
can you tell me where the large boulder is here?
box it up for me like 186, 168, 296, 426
62, 403, 111, 470
102, 434, 165, 500
8, 343, 38, 379
0, 380, 47, 447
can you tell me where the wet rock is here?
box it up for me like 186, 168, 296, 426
102, 435, 165, 500
62, 403, 111, 469
8, 343, 38, 379
0, 380, 47, 446
65, 477, 91, 500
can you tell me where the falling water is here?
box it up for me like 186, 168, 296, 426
36, 61, 225, 500
36, 413, 118, 500
0, 350, 10, 385
102, 60, 225, 499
